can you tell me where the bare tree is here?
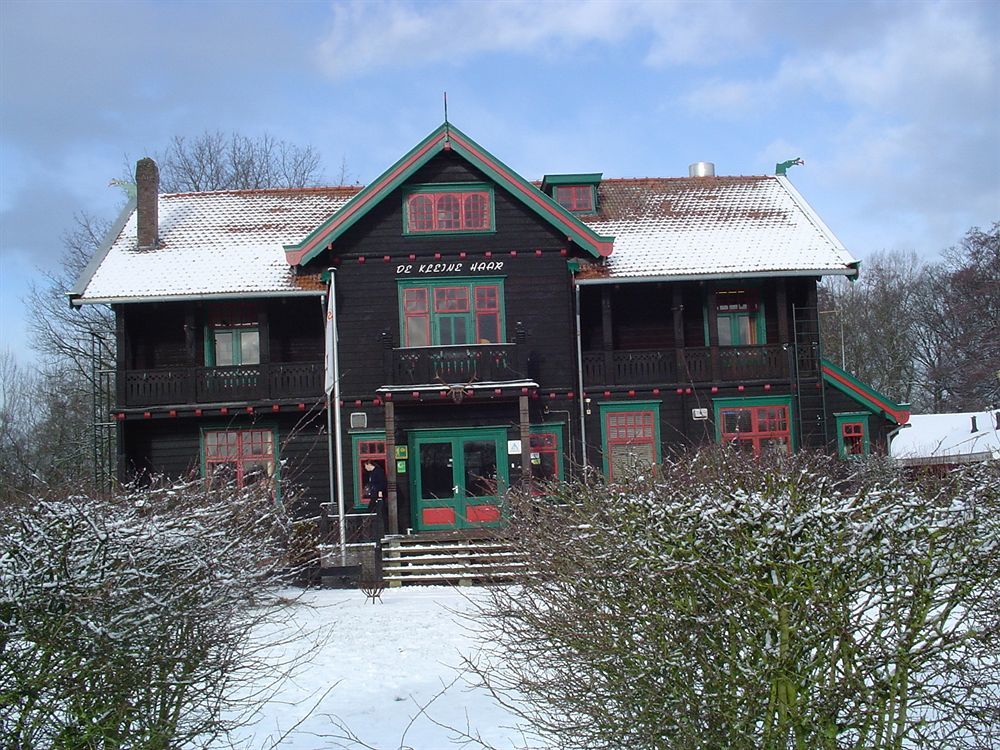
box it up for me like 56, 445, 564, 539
158, 130, 322, 193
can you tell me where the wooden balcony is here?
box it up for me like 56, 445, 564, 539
120, 362, 323, 408
388, 344, 524, 386
582, 345, 790, 387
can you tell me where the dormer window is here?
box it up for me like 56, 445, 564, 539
541, 173, 602, 214
554, 185, 595, 213
403, 184, 494, 234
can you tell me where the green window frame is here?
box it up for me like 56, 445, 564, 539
200, 425, 279, 499
529, 424, 564, 494
713, 395, 794, 456
403, 183, 496, 235
351, 431, 387, 509
398, 277, 506, 347
205, 325, 260, 366
599, 401, 661, 480
835, 413, 870, 458
704, 288, 766, 346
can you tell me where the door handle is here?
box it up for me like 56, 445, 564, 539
453, 485, 460, 495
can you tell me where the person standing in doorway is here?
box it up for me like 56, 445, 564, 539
364, 460, 387, 538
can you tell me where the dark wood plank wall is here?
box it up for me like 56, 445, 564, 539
318, 152, 585, 400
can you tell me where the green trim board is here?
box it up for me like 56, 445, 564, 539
540, 173, 603, 191
834, 412, 870, 458
350, 430, 387, 509
401, 182, 497, 236
820, 358, 910, 425
598, 400, 662, 478
712, 395, 796, 452
284, 123, 614, 266
199, 422, 281, 503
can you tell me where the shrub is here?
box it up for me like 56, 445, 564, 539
0, 477, 303, 749
471, 450, 1000, 750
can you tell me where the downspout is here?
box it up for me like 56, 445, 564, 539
325, 268, 347, 565
574, 282, 588, 469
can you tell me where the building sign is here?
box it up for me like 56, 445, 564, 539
395, 261, 505, 276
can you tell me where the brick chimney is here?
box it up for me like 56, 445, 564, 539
135, 157, 159, 251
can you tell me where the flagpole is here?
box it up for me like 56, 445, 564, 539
325, 268, 347, 566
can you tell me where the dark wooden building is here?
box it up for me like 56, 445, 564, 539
71, 123, 909, 539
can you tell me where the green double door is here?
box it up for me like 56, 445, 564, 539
410, 427, 509, 532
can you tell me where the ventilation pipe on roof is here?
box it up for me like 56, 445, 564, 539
971, 415, 978, 433
135, 157, 159, 251
689, 162, 715, 177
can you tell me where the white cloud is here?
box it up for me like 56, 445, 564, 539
313, 0, 755, 78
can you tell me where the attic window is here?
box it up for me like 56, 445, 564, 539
404, 184, 494, 234
554, 185, 595, 213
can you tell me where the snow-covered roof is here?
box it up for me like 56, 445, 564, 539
73, 173, 858, 304
577, 176, 858, 281
73, 187, 359, 303
890, 410, 1000, 465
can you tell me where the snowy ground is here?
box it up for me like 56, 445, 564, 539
227, 586, 535, 750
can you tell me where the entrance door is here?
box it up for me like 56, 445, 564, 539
411, 428, 509, 532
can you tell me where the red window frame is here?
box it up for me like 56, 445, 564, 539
841, 422, 865, 456
405, 190, 492, 233
402, 282, 503, 347
204, 428, 275, 489
356, 438, 387, 508
605, 410, 656, 480
554, 185, 594, 212
719, 405, 791, 456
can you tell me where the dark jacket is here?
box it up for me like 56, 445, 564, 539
367, 463, 387, 504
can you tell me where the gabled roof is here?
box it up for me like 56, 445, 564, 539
283, 123, 614, 266
821, 358, 910, 425
575, 176, 859, 282
73, 187, 358, 304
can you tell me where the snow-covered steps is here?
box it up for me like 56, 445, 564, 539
380, 533, 528, 586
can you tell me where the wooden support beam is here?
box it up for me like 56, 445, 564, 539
385, 400, 399, 535
776, 279, 789, 344
519, 395, 531, 490
706, 288, 720, 382
672, 283, 685, 379
601, 286, 614, 384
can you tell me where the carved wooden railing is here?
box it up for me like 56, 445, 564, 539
389, 344, 523, 385
120, 361, 323, 407
582, 345, 789, 386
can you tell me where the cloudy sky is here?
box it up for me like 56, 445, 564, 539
1, 0, 997, 364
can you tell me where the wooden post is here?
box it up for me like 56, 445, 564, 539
707, 289, 720, 382
519, 395, 531, 490
115, 306, 128, 408
776, 279, 789, 344
384, 400, 399, 535
672, 283, 685, 382
601, 286, 614, 384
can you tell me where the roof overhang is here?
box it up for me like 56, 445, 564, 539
821, 358, 910, 425
283, 124, 614, 267
70, 289, 325, 306
574, 267, 858, 286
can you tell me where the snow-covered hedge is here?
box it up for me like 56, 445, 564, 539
0, 478, 299, 748
473, 451, 1000, 750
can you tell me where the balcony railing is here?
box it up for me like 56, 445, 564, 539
120, 361, 323, 408
583, 345, 789, 387
389, 344, 524, 386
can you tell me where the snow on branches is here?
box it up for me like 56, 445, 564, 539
471, 450, 1000, 750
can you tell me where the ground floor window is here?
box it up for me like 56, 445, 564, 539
600, 402, 661, 480
529, 426, 564, 493
203, 427, 277, 490
714, 397, 792, 456
351, 432, 387, 508
835, 413, 870, 458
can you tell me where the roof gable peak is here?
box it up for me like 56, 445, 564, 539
283, 123, 614, 267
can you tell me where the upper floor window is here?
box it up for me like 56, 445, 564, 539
209, 326, 260, 366
554, 185, 595, 213
714, 289, 765, 346
403, 184, 494, 234
399, 278, 505, 347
